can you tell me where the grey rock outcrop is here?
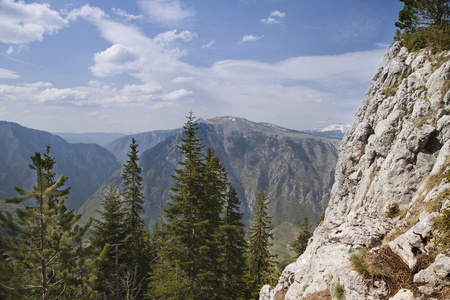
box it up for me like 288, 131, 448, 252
262, 43, 450, 299
414, 253, 450, 295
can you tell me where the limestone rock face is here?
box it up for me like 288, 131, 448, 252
261, 43, 450, 299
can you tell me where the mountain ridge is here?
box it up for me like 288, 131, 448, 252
0, 121, 120, 210
78, 116, 341, 231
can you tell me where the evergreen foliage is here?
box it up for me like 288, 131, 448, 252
246, 186, 274, 299
148, 112, 247, 299
0, 147, 95, 300
122, 138, 145, 229
292, 217, 312, 257
120, 138, 152, 299
395, 0, 450, 51
217, 184, 247, 299
90, 184, 126, 299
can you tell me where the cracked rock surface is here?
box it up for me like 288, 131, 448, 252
261, 43, 450, 299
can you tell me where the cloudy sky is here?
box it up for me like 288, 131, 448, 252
0, 0, 403, 133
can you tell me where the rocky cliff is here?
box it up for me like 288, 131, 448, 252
262, 43, 450, 299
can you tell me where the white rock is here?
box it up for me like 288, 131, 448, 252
388, 289, 415, 300
388, 212, 438, 269
414, 254, 450, 295
262, 44, 450, 300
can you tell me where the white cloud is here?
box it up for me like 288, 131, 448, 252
261, 10, 285, 25
155, 29, 197, 44
0, 68, 20, 79
271, 11, 286, 18
375, 42, 389, 48
139, 0, 195, 26
91, 44, 140, 77
172, 76, 193, 83
67, 4, 105, 22
202, 40, 216, 49
111, 8, 142, 20
161, 88, 193, 101
36, 88, 88, 104
240, 35, 265, 43
0, 0, 68, 44
260, 17, 281, 25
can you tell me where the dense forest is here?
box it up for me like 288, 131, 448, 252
0, 113, 312, 299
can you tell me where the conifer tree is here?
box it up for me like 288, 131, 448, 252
0, 149, 95, 299
121, 138, 152, 299
293, 217, 312, 257
246, 186, 274, 299
90, 184, 126, 299
150, 112, 227, 299
217, 184, 247, 300
122, 138, 144, 230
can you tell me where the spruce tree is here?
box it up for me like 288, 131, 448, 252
121, 138, 152, 299
246, 186, 274, 299
122, 138, 144, 230
292, 217, 312, 257
150, 112, 226, 299
0, 149, 95, 299
90, 184, 126, 299
217, 184, 247, 300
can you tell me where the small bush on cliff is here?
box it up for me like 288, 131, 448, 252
333, 283, 345, 300
386, 203, 401, 218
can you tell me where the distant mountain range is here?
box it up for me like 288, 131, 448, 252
0, 121, 120, 210
304, 123, 351, 138
53, 132, 127, 146
78, 117, 341, 230
1, 118, 341, 234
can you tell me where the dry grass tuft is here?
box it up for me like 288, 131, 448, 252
302, 289, 332, 300
275, 289, 288, 300
351, 246, 420, 299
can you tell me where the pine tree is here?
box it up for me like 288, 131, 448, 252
122, 138, 144, 230
0, 149, 95, 299
217, 184, 247, 300
246, 186, 274, 299
150, 112, 226, 299
90, 184, 126, 299
293, 217, 312, 257
121, 138, 152, 299
395, 0, 450, 51
396, 0, 449, 33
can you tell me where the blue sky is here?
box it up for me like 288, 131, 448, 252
0, 0, 403, 133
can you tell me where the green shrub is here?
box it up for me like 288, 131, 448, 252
399, 25, 450, 52
350, 250, 371, 279
386, 203, 400, 218
333, 283, 345, 300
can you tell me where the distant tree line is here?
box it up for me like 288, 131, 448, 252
395, 0, 450, 51
0, 112, 287, 300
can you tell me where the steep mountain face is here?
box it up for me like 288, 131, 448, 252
79, 117, 340, 228
104, 129, 178, 164
0, 122, 120, 210
262, 44, 450, 299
